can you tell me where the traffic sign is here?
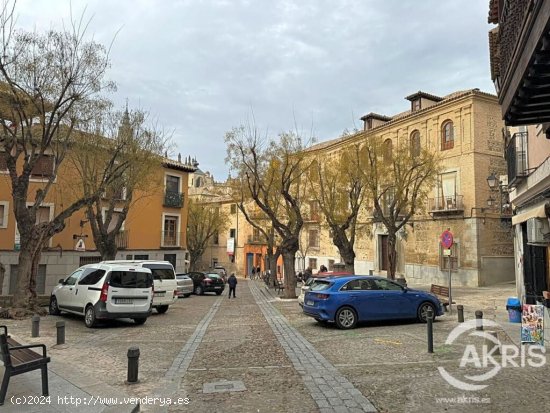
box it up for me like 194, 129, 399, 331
440, 230, 453, 249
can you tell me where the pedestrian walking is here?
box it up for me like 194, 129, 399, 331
228, 272, 237, 298
251, 266, 256, 280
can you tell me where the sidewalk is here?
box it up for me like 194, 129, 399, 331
0, 357, 138, 413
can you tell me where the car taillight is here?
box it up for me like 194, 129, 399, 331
99, 283, 109, 302
316, 293, 330, 300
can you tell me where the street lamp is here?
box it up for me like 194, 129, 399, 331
486, 172, 511, 216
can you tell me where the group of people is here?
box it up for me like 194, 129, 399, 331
297, 264, 328, 283
249, 266, 262, 280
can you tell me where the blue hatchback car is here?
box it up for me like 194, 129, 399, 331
302, 275, 444, 329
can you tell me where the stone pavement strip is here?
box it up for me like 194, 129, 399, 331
249, 281, 378, 413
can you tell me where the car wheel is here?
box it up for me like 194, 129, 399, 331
84, 305, 97, 328
156, 305, 169, 314
133, 318, 147, 325
49, 296, 61, 315
195, 285, 203, 295
335, 306, 357, 329
418, 302, 436, 323
183, 293, 191, 298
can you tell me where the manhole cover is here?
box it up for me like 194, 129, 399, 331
203, 380, 246, 394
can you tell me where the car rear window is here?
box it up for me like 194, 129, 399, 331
310, 280, 332, 291
142, 264, 175, 280
109, 271, 153, 288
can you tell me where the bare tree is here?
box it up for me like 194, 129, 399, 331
186, 197, 229, 271
0, 3, 125, 312
307, 144, 369, 273
71, 107, 168, 260
228, 177, 281, 286
363, 137, 442, 280
225, 124, 312, 298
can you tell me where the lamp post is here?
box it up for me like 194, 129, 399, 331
486, 173, 511, 216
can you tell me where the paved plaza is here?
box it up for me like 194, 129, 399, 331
1, 279, 549, 412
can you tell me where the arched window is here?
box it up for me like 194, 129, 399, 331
410, 131, 421, 158
441, 120, 454, 150
383, 139, 392, 162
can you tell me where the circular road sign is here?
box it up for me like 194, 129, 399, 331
440, 230, 453, 249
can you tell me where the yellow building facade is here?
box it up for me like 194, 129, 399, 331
302, 89, 514, 287
0, 153, 196, 295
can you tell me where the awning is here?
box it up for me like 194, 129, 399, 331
512, 203, 548, 225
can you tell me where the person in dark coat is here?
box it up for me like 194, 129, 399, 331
228, 273, 237, 298
303, 267, 313, 282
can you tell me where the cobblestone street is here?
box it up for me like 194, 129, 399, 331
1, 279, 550, 413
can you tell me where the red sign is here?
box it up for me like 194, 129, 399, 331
440, 230, 454, 249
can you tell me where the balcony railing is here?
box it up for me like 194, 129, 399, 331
115, 230, 129, 250
164, 191, 184, 208
428, 195, 464, 213
247, 235, 265, 244
506, 131, 528, 188
161, 231, 181, 248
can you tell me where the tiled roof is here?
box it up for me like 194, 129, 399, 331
404, 91, 443, 102
162, 158, 198, 172
307, 89, 497, 152
359, 112, 392, 121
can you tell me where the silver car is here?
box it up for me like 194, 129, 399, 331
176, 273, 193, 298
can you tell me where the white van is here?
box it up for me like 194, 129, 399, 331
50, 263, 153, 327
101, 260, 178, 313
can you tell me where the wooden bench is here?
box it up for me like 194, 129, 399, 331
0, 326, 50, 406
430, 284, 455, 309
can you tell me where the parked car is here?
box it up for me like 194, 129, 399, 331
175, 273, 193, 298
298, 272, 352, 307
50, 263, 153, 328
102, 260, 178, 313
302, 275, 444, 329
211, 266, 227, 282
186, 271, 225, 295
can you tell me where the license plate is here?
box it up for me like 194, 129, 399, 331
155, 292, 166, 297
306, 300, 314, 306
115, 298, 132, 304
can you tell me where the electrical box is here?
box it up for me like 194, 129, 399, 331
526, 217, 550, 245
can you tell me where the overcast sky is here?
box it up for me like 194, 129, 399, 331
16, 0, 494, 179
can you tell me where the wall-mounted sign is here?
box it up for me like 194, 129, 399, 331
75, 238, 86, 252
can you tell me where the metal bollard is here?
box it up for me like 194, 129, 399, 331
457, 305, 464, 323
31, 315, 40, 337
56, 321, 65, 345
127, 347, 140, 383
475, 310, 484, 331
427, 308, 434, 353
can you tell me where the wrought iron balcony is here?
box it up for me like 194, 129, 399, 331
506, 131, 528, 188
161, 231, 181, 248
428, 195, 464, 214
164, 191, 184, 208
115, 230, 129, 250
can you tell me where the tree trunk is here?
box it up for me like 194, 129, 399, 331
98, 237, 117, 260
330, 226, 356, 274
268, 250, 281, 287
387, 230, 397, 280
281, 251, 297, 298
12, 245, 38, 309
